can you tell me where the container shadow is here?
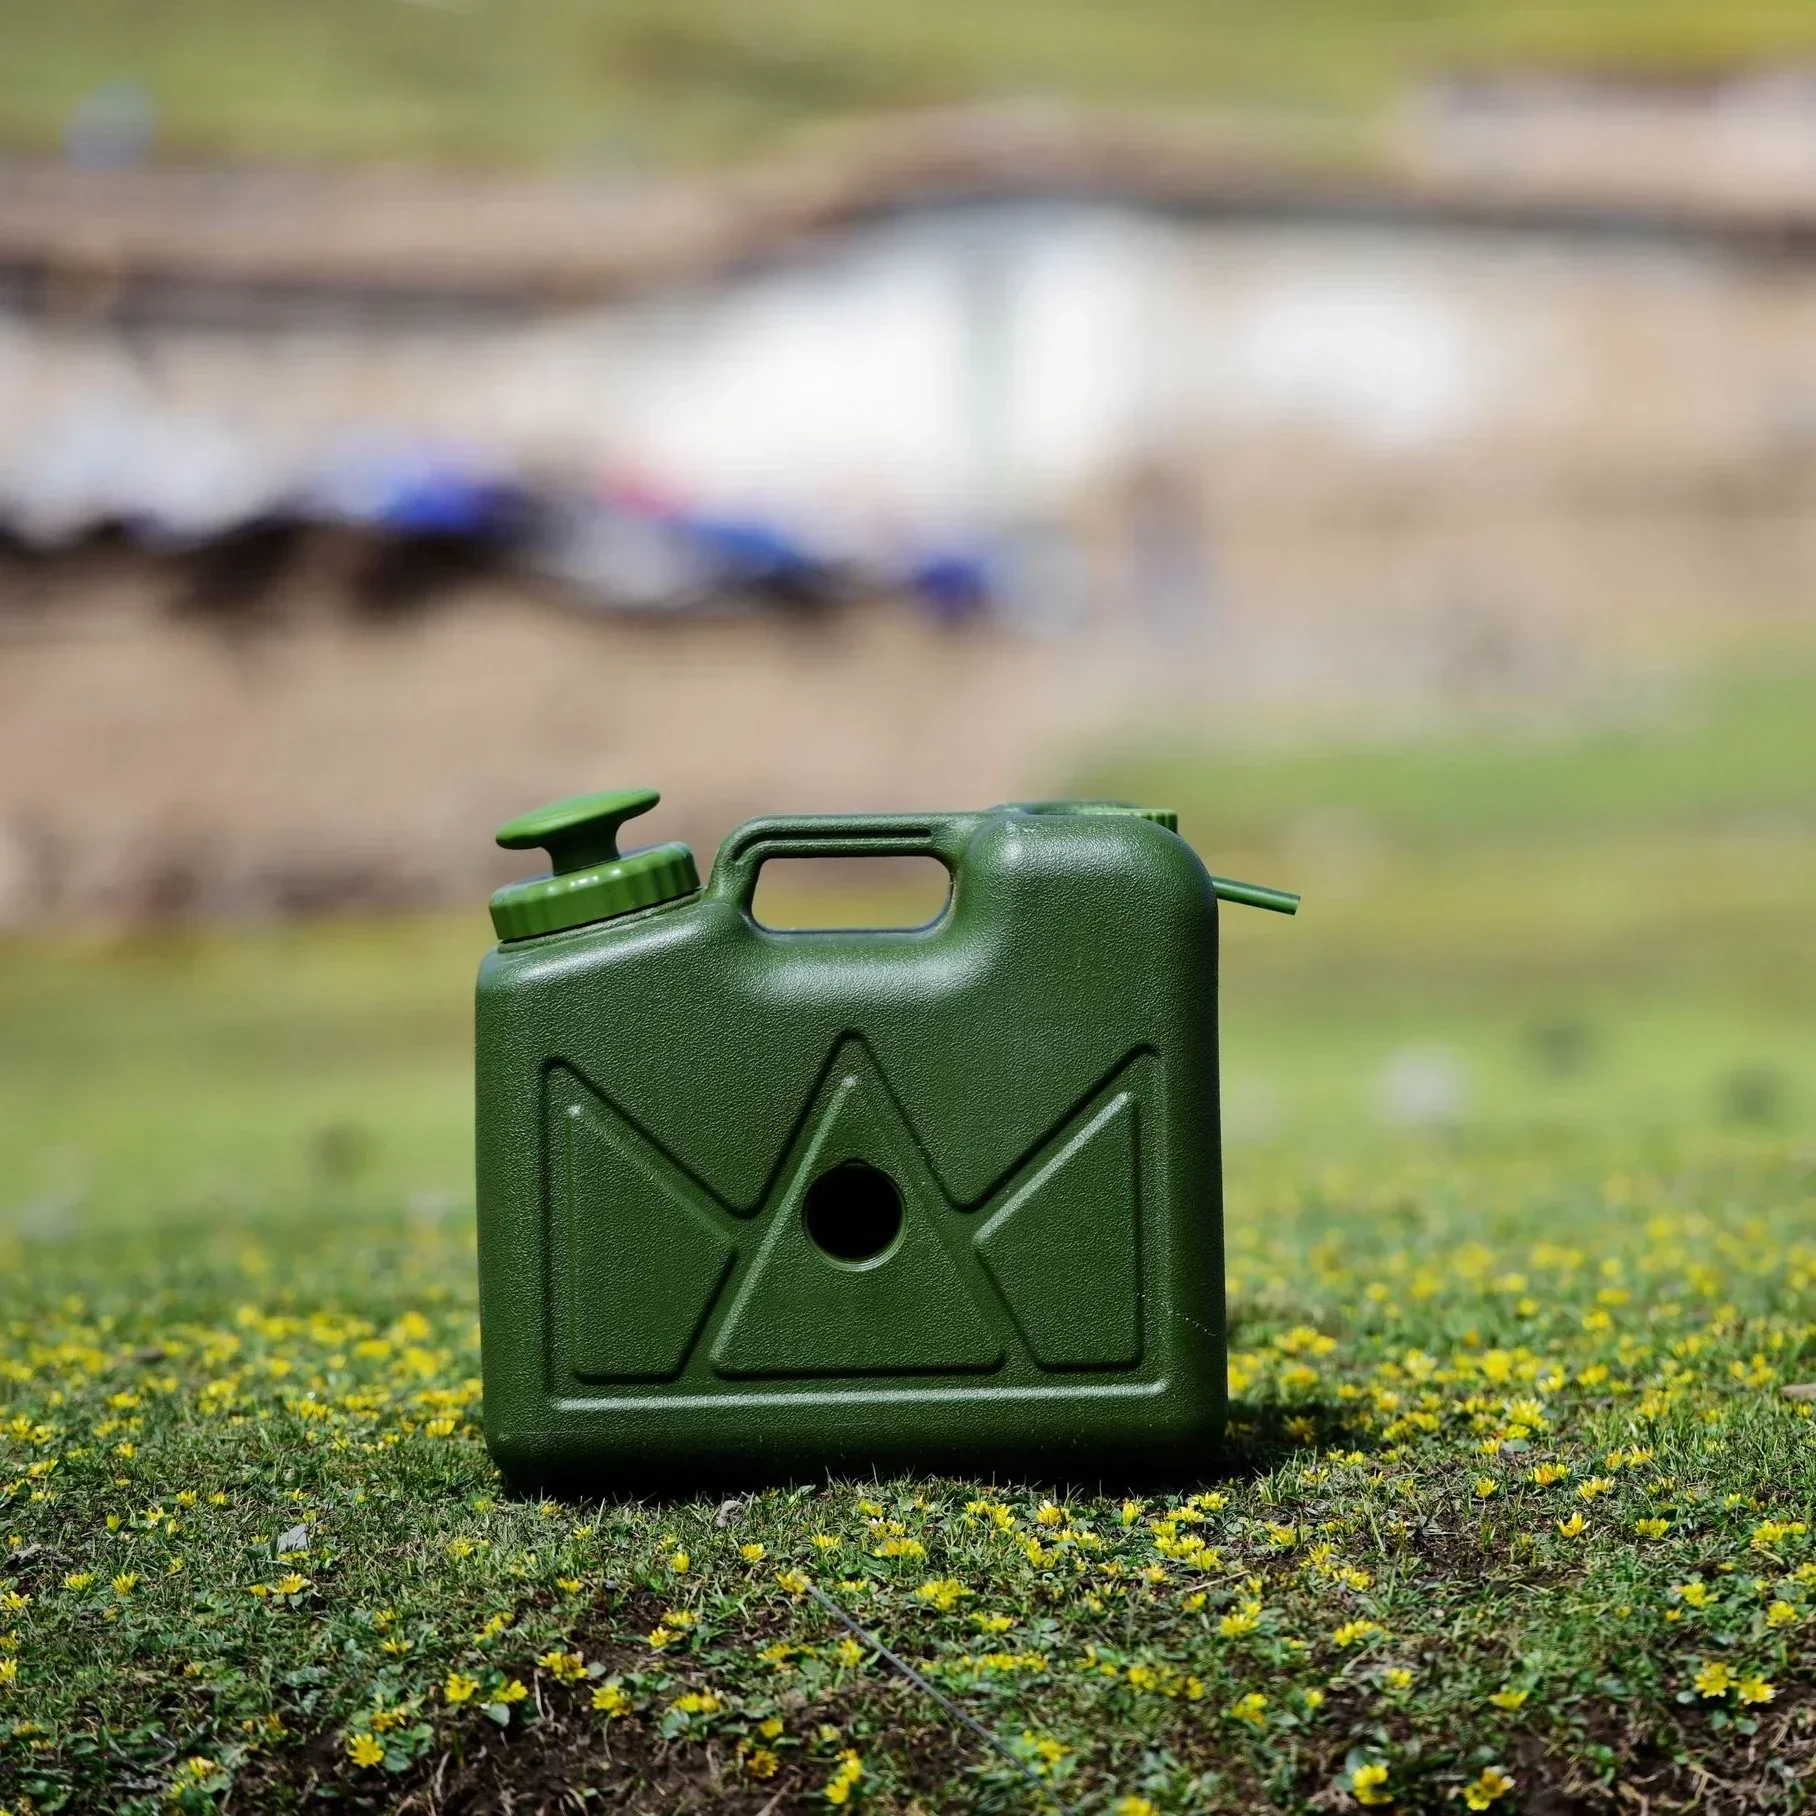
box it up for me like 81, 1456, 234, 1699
496, 1401, 1368, 1507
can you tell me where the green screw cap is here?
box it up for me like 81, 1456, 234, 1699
490, 787, 698, 941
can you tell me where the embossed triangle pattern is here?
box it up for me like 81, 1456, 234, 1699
974, 1090, 1141, 1368
711, 1042, 1003, 1377
552, 1070, 735, 1382
549, 1041, 1145, 1385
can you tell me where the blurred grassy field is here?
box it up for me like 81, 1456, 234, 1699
7, 0, 1816, 168
3, 658, 1810, 1234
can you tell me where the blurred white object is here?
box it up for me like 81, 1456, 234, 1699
605, 203, 1178, 543
4, 394, 280, 547
525, 493, 715, 611
1376, 1042, 1472, 1127
1220, 276, 1479, 449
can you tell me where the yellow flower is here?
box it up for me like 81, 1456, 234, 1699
972, 1612, 1014, 1633
1765, 1600, 1799, 1627
1383, 1667, 1413, 1692
1463, 1766, 1515, 1810
592, 1681, 631, 1716
1113, 1801, 1157, 1816
1332, 1619, 1381, 1648
1676, 1581, 1717, 1608
1556, 1514, 1587, 1538
1530, 1463, 1569, 1485
1577, 1477, 1614, 1501
538, 1650, 586, 1684
0, 1658, 17, 1686
443, 1672, 480, 1705
1301, 1687, 1325, 1711
667, 1550, 690, 1575
759, 1717, 784, 1739
111, 1573, 138, 1597
1750, 1520, 1808, 1553
1474, 1478, 1498, 1500
272, 1574, 308, 1596
914, 1578, 969, 1611
811, 1533, 841, 1550
1228, 1691, 1267, 1727
62, 1572, 94, 1591
1634, 1518, 1670, 1539
824, 1748, 863, 1805
833, 1637, 864, 1667
1352, 1761, 1393, 1806
1737, 1675, 1775, 1704
746, 1747, 779, 1778
1692, 1661, 1732, 1699
494, 1679, 529, 1705
1487, 1687, 1529, 1710
1218, 1601, 1261, 1638
740, 1543, 766, 1562
776, 1570, 811, 1596
346, 1733, 385, 1768
1035, 1502, 1065, 1526
556, 1576, 582, 1593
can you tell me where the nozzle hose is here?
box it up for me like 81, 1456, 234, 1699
1210, 875, 1300, 915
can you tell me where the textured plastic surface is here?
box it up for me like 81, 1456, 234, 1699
1007, 801, 1299, 915
475, 802, 1227, 1489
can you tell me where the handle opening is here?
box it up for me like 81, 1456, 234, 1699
749, 855, 954, 931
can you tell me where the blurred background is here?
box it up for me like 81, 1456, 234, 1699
2, 0, 1813, 1236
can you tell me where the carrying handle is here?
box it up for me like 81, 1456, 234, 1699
707, 813, 974, 915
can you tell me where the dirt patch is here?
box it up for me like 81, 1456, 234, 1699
229, 1585, 971, 1816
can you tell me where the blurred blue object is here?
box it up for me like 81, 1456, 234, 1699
909, 549, 993, 626
684, 512, 826, 593
378, 472, 522, 538
307, 437, 521, 538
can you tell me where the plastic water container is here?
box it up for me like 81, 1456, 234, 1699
475, 789, 1295, 1490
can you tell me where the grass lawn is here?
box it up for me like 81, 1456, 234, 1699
7, 0, 1816, 169
1, 658, 1813, 1812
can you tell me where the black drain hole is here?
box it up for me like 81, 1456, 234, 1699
803, 1161, 903, 1263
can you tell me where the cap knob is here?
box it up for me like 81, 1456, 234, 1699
490, 787, 698, 940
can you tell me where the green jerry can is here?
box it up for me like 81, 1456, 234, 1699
475, 788, 1296, 1492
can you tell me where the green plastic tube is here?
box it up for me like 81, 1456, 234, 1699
1209, 876, 1300, 915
